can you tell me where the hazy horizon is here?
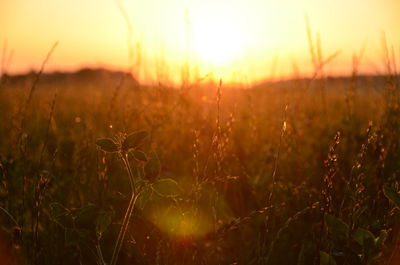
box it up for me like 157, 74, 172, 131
1, 0, 400, 85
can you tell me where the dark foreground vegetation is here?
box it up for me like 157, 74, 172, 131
0, 67, 399, 265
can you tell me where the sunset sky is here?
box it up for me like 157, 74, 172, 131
1, 0, 399, 84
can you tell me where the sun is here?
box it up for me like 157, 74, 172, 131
191, 9, 247, 66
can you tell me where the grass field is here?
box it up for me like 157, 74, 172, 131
0, 55, 400, 265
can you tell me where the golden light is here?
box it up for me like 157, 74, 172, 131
147, 205, 214, 239
191, 10, 247, 66
1, 0, 400, 84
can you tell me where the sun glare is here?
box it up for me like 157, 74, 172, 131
192, 14, 245, 65
1, 0, 400, 83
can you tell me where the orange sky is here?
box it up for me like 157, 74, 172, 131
1, 0, 399, 84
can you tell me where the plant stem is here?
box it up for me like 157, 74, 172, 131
119, 153, 136, 194
96, 242, 106, 265
109, 153, 137, 265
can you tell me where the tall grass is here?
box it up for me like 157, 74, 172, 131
0, 31, 400, 265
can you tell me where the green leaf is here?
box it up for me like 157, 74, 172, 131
383, 185, 400, 208
96, 138, 119, 152
65, 228, 80, 247
137, 187, 153, 210
145, 151, 161, 181
320, 251, 337, 265
96, 211, 113, 236
132, 150, 147, 162
375, 230, 388, 248
122, 130, 148, 151
325, 214, 349, 237
74, 204, 98, 229
152, 178, 182, 197
352, 227, 375, 246
50, 202, 73, 228
137, 165, 145, 179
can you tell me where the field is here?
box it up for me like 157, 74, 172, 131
0, 63, 400, 265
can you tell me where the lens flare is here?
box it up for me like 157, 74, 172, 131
147, 205, 214, 238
